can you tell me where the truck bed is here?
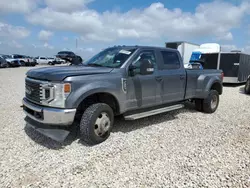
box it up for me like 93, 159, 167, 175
185, 69, 223, 99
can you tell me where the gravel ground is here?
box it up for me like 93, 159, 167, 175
0, 66, 249, 188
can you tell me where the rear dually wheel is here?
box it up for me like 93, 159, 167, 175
202, 90, 219, 113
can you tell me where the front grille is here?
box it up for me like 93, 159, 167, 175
25, 78, 42, 103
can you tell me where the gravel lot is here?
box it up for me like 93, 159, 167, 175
0, 66, 249, 187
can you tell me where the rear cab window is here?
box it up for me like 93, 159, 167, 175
160, 50, 181, 69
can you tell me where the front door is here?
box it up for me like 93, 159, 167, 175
157, 50, 186, 103
126, 50, 162, 110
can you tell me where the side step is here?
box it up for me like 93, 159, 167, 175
124, 104, 184, 120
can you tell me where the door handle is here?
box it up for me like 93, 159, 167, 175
155, 76, 163, 82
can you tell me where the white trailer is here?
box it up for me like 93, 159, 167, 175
165, 41, 200, 66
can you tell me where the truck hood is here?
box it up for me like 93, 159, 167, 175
26, 65, 114, 81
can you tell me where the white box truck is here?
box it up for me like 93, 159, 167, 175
165, 41, 200, 66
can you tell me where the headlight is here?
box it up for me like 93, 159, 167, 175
41, 82, 71, 108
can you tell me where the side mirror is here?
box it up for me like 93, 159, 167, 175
140, 59, 154, 75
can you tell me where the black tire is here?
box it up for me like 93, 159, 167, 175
195, 99, 203, 112
6, 63, 10, 68
79, 103, 114, 145
202, 90, 219, 113
20, 61, 25, 66
244, 79, 250, 94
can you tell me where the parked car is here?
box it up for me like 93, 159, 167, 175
35, 56, 53, 65
46, 57, 63, 65
56, 51, 76, 60
54, 57, 66, 64
0, 56, 8, 68
10, 54, 36, 66
22, 45, 223, 145
0, 55, 20, 67
24, 56, 37, 66
46, 57, 55, 65
55, 51, 83, 65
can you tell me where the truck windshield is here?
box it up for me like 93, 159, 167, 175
83, 47, 137, 68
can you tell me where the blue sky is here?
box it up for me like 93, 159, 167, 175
0, 0, 250, 58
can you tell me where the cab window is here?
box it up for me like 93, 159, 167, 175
131, 50, 157, 74
161, 51, 180, 69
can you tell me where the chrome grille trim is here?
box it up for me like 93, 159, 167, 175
25, 77, 54, 105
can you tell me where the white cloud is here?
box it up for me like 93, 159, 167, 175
32, 42, 54, 49
221, 45, 239, 52
27, 1, 250, 43
43, 42, 54, 49
0, 40, 23, 48
243, 46, 250, 53
221, 44, 250, 53
38, 30, 54, 41
9, 40, 23, 48
77, 47, 94, 52
216, 32, 234, 41
0, 0, 38, 14
44, 0, 93, 13
0, 22, 30, 39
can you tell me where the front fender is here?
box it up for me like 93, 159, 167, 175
65, 81, 123, 109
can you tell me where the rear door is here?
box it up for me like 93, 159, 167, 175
157, 50, 186, 103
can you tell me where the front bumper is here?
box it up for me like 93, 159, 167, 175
22, 98, 76, 126
22, 98, 77, 142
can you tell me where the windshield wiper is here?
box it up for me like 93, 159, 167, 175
85, 63, 115, 68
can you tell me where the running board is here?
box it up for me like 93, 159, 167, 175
124, 104, 184, 120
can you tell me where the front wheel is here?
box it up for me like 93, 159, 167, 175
244, 79, 250, 94
79, 103, 114, 145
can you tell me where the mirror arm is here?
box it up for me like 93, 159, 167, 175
129, 65, 136, 70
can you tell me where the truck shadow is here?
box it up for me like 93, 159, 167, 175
24, 102, 198, 149
223, 83, 245, 88
238, 86, 250, 95
112, 102, 196, 133
223, 83, 249, 95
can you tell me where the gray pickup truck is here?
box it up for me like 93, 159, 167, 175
22, 46, 223, 145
